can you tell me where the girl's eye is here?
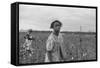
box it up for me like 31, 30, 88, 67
56, 25, 60, 27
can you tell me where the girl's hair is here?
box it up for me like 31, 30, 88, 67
28, 29, 33, 33
50, 20, 62, 29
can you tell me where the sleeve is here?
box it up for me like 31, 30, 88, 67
46, 37, 54, 51
29, 36, 34, 40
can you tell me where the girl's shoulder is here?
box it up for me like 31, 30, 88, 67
48, 32, 64, 39
58, 33, 65, 43
48, 33, 53, 38
24, 34, 33, 40
59, 33, 65, 38
47, 33, 54, 41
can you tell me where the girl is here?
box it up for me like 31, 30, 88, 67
23, 29, 35, 56
45, 20, 66, 62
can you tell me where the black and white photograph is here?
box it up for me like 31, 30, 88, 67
11, 2, 97, 65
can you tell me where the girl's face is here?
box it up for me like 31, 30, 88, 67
53, 22, 61, 32
28, 31, 32, 34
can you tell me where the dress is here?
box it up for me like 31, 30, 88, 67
23, 34, 33, 52
45, 32, 66, 62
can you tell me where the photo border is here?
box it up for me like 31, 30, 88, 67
11, 2, 98, 66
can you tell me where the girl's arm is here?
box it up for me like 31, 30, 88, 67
46, 38, 53, 62
46, 39, 53, 51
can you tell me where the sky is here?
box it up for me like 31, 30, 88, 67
19, 4, 96, 32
